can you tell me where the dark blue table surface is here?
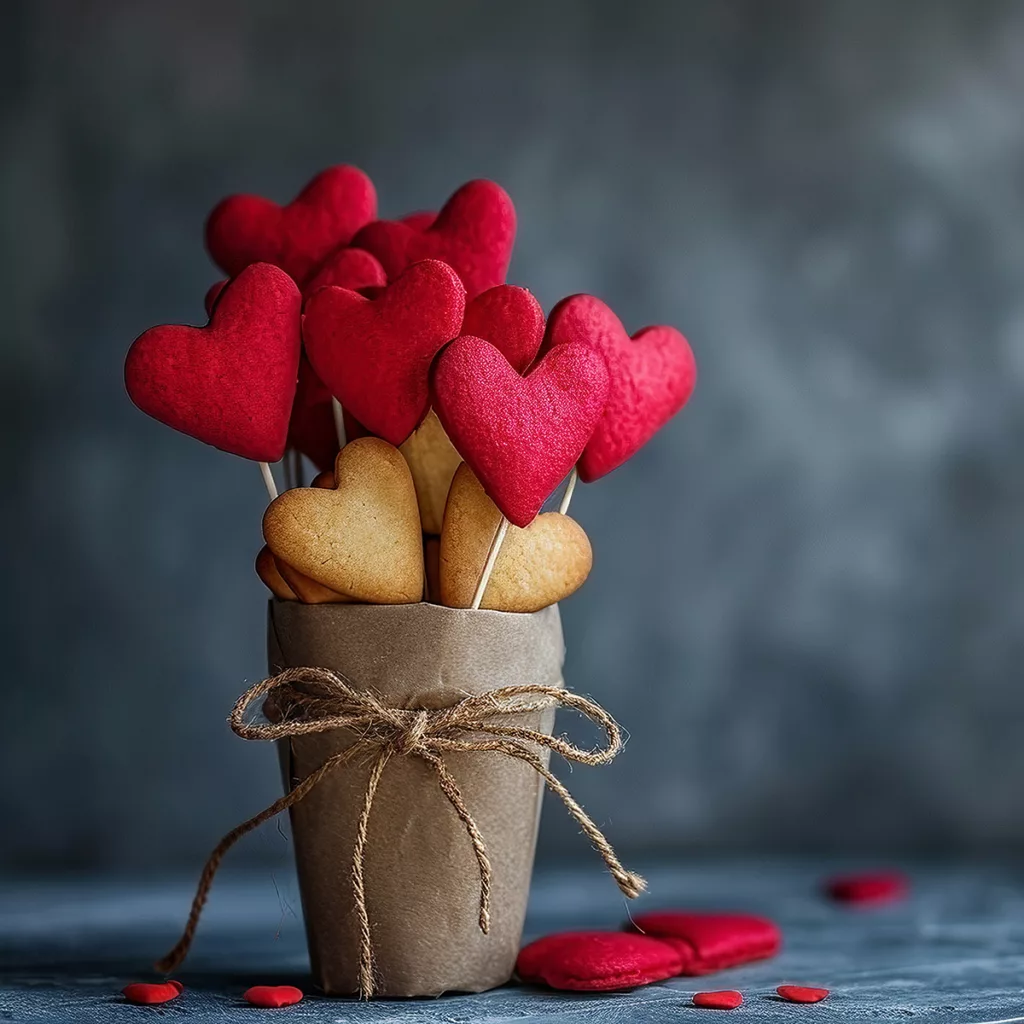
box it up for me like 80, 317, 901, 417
4, 860, 1024, 1022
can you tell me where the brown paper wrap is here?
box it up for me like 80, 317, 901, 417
267, 600, 565, 997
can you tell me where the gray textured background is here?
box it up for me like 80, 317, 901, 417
3, 0, 1024, 873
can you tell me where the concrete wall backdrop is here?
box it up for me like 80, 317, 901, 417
4, 0, 1024, 871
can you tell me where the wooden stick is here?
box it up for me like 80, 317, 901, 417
332, 397, 347, 450
471, 517, 509, 610
558, 467, 578, 516
259, 461, 278, 501
290, 448, 302, 489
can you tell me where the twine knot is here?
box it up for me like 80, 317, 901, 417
155, 667, 645, 998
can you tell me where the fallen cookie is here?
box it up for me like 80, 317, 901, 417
440, 464, 592, 612
263, 437, 423, 603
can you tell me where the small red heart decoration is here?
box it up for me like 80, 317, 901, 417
122, 981, 182, 1005
630, 911, 781, 974
543, 294, 696, 481
824, 871, 908, 905
693, 990, 743, 1010
243, 984, 303, 1008
125, 263, 301, 461
777, 984, 830, 1003
516, 931, 684, 991
351, 180, 515, 299
205, 165, 376, 283
303, 259, 466, 445
461, 284, 545, 372
303, 246, 388, 298
432, 337, 609, 527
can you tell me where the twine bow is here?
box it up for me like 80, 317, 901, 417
156, 667, 646, 998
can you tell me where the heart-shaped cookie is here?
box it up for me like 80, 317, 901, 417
303, 259, 466, 445
275, 557, 354, 604
628, 912, 781, 974
262, 437, 423, 603
401, 210, 437, 231
255, 545, 297, 600
432, 336, 609, 527
351, 180, 515, 299
303, 245, 388, 298
542, 294, 696, 481
440, 464, 592, 611
399, 410, 463, 535
205, 165, 377, 283
125, 263, 301, 461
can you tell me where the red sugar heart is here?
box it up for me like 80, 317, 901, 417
122, 981, 182, 1005
693, 990, 743, 1010
303, 245, 387, 298
205, 165, 376, 283
516, 931, 684, 991
125, 263, 301, 461
630, 911, 781, 974
777, 984, 830, 1003
461, 285, 545, 372
351, 179, 515, 299
432, 336, 609, 527
243, 984, 303, 1008
303, 259, 466, 445
825, 871, 908, 905
543, 294, 696, 482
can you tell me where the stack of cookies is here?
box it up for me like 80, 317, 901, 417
124, 168, 697, 613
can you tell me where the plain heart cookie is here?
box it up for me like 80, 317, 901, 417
125, 263, 301, 462
262, 437, 423, 603
431, 336, 609, 527
275, 557, 354, 604
351, 180, 515, 299
205, 165, 377, 283
399, 410, 463, 535
255, 545, 297, 600
303, 259, 466, 445
440, 464, 592, 612
543, 294, 696, 481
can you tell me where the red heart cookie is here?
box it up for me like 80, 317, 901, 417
777, 985, 829, 1003
243, 984, 303, 1008
824, 871, 908, 905
516, 932, 684, 991
204, 279, 227, 316
205, 165, 376, 283
461, 284, 544, 372
122, 981, 182, 1005
303, 245, 388, 298
630, 911, 781, 974
543, 294, 696, 481
432, 336, 609, 527
125, 263, 301, 461
401, 210, 437, 231
351, 180, 515, 299
693, 990, 743, 1010
303, 259, 466, 445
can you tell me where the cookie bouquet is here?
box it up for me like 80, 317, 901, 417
124, 167, 696, 998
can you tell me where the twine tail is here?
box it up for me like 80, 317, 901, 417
154, 750, 352, 974
352, 749, 391, 1000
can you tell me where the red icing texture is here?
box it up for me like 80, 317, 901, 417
692, 990, 743, 1010
303, 246, 387, 298
125, 263, 301, 461
825, 871, 908, 905
543, 294, 696, 481
205, 165, 376, 283
777, 985, 830, 1003
517, 931, 684, 991
122, 981, 182, 1005
432, 337, 609, 527
303, 259, 466, 445
461, 284, 544, 372
243, 985, 303, 1008
352, 180, 515, 299
630, 911, 781, 974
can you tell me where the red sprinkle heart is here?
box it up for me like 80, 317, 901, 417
461, 284, 545, 373
693, 990, 743, 1010
777, 984, 830, 1003
543, 294, 696, 481
303, 246, 388, 298
205, 165, 376, 283
243, 984, 303, 1008
125, 263, 301, 461
122, 981, 182, 1005
303, 259, 466, 445
432, 336, 609, 527
630, 911, 781, 974
517, 931, 685, 991
352, 179, 515, 299
825, 871, 908, 905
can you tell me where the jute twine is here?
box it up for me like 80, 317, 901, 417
155, 667, 646, 998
